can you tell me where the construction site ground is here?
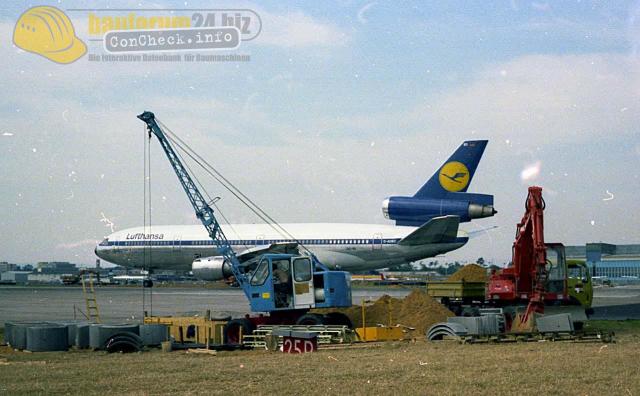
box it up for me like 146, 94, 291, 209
1, 322, 639, 395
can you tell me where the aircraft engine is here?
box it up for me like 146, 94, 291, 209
192, 256, 233, 281
382, 195, 496, 226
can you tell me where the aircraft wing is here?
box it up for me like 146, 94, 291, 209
398, 215, 460, 246
236, 242, 300, 262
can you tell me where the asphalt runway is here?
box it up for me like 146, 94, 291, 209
590, 285, 640, 320
0, 285, 638, 326
0, 286, 410, 325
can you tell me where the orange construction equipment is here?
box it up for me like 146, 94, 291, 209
487, 186, 548, 329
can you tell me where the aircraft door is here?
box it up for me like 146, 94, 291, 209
256, 234, 265, 246
372, 233, 383, 250
121, 247, 132, 265
173, 235, 182, 260
292, 257, 315, 308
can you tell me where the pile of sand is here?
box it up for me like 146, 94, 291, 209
338, 290, 454, 335
447, 263, 488, 282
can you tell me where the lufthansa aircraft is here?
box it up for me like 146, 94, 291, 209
95, 140, 496, 280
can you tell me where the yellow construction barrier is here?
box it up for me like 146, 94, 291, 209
355, 297, 410, 342
144, 315, 228, 346
355, 326, 406, 342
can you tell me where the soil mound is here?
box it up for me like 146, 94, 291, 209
447, 264, 487, 282
339, 290, 454, 335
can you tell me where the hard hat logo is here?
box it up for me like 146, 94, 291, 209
13, 6, 87, 64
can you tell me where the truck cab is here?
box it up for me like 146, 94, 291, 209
545, 243, 593, 309
566, 259, 593, 308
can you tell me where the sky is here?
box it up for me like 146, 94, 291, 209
0, 0, 639, 267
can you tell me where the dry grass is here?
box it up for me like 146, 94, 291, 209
1, 335, 639, 395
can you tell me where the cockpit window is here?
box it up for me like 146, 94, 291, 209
99, 238, 109, 246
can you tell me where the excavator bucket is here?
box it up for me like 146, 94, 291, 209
509, 312, 536, 334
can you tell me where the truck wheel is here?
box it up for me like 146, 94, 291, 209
296, 313, 325, 326
224, 318, 255, 345
324, 312, 352, 328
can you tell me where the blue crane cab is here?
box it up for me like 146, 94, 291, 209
246, 254, 352, 312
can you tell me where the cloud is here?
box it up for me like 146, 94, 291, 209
628, 1, 640, 56
1, 8, 637, 268
257, 10, 348, 48
531, 2, 551, 12
301, 53, 640, 149
426, 54, 640, 143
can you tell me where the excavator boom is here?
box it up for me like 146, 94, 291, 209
515, 186, 548, 325
487, 186, 549, 327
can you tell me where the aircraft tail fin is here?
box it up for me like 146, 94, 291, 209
413, 140, 487, 198
382, 140, 495, 226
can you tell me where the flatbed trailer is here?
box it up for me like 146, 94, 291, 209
425, 280, 486, 316
425, 281, 486, 300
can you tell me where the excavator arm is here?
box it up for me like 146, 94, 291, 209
514, 186, 548, 325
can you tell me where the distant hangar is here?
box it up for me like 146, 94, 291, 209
566, 243, 640, 281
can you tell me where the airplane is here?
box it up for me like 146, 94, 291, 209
95, 140, 496, 281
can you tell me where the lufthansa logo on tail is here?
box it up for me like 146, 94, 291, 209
439, 161, 470, 192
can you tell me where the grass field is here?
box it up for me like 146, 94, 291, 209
1, 322, 639, 395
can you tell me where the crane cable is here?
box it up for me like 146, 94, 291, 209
147, 125, 153, 316
158, 120, 294, 240
165, 131, 311, 255
162, 130, 252, 252
163, 130, 304, 252
142, 125, 153, 318
156, 118, 312, 255
142, 124, 146, 319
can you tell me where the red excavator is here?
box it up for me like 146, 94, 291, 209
427, 186, 593, 331
487, 186, 553, 329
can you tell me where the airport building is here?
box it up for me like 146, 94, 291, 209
0, 271, 30, 283
0, 262, 18, 272
566, 243, 640, 281
35, 261, 78, 275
